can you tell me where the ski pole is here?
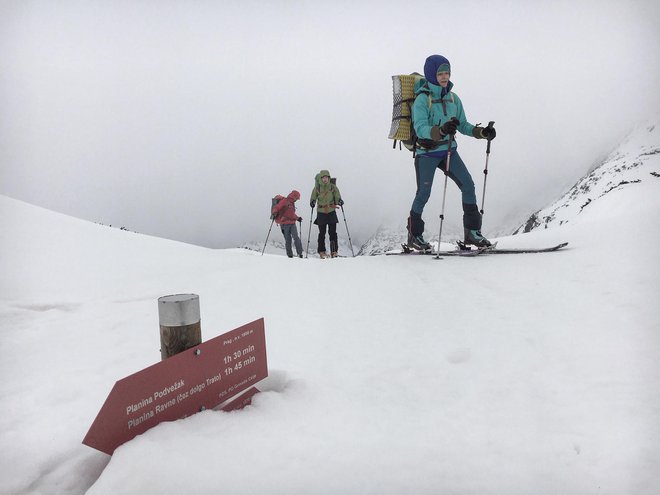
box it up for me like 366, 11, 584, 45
479, 121, 495, 215
296, 218, 303, 258
305, 205, 314, 258
435, 132, 454, 259
340, 204, 356, 257
261, 218, 275, 256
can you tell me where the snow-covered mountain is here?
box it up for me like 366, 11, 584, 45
514, 117, 660, 234
356, 226, 405, 256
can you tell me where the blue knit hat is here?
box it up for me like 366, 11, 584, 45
424, 55, 451, 86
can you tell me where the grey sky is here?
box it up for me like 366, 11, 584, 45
2, 0, 659, 247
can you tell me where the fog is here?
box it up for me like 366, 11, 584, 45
2, 0, 659, 248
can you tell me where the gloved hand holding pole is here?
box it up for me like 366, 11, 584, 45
480, 121, 495, 215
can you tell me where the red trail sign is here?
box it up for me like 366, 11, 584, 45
83, 318, 267, 455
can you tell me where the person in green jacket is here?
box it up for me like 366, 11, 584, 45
407, 54, 496, 251
310, 170, 343, 258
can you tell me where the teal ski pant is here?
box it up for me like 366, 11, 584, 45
410, 152, 481, 230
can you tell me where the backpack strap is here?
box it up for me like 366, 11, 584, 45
407, 83, 432, 158
413, 89, 455, 156
431, 92, 455, 117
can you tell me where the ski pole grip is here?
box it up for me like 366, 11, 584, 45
485, 121, 494, 152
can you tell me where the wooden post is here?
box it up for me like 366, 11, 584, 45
157, 294, 202, 360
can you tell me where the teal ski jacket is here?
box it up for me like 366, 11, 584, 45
411, 79, 477, 156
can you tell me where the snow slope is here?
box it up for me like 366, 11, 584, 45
515, 117, 660, 233
1, 178, 659, 494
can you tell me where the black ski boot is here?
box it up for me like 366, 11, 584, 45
464, 228, 492, 248
407, 232, 431, 251
406, 211, 431, 251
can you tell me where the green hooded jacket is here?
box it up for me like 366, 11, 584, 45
412, 79, 477, 155
310, 169, 342, 214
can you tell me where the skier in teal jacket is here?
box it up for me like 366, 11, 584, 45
407, 54, 496, 250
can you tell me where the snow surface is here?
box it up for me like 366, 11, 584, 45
1, 172, 660, 493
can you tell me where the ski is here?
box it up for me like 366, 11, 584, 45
385, 242, 567, 257
386, 242, 497, 257
384, 245, 432, 256
435, 245, 495, 257
484, 242, 568, 254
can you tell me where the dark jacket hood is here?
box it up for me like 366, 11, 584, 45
423, 54, 451, 86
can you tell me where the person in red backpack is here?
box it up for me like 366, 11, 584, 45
272, 190, 303, 258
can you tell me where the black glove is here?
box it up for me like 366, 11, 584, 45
440, 117, 459, 136
337, 199, 344, 206
481, 124, 496, 140
310, 200, 316, 208
473, 124, 496, 140
297, 217, 302, 222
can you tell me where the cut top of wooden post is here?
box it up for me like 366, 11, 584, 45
158, 294, 202, 360
158, 294, 200, 326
